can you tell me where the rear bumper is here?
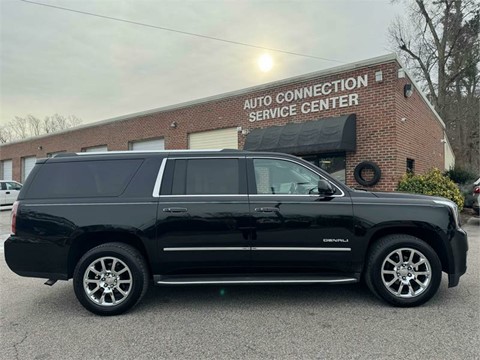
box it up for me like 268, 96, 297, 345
448, 228, 468, 287
4, 236, 69, 280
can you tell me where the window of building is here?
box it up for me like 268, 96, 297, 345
301, 153, 346, 183
407, 158, 415, 174
22, 156, 37, 182
172, 159, 240, 195
26, 159, 143, 199
129, 138, 164, 151
1, 159, 13, 180
253, 158, 320, 195
82, 145, 108, 152
188, 128, 238, 150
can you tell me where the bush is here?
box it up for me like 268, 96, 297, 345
397, 168, 464, 210
444, 167, 477, 185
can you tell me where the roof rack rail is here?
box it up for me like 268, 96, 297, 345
220, 149, 242, 152
53, 152, 78, 158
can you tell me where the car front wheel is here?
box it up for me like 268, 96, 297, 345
365, 235, 442, 307
73, 242, 148, 316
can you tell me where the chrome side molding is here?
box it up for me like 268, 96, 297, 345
156, 278, 358, 285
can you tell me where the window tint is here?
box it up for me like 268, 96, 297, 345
253, 159, 321, 195
171, 160, 187, 195
27, 160, 142, 198
173, 159, 239, 195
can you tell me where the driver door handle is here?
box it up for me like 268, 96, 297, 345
254, 207, 279, 213
163, 207, 188, 213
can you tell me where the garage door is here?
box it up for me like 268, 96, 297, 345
1, 160, 12, 180
84, 145, 108, 152
130, 138, 165, 151
188, 128, 238, 150
22, 156, 36, 182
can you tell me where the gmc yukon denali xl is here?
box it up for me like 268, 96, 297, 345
5, 150, 468, 315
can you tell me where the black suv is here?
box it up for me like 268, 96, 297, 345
4, 150, 468, 315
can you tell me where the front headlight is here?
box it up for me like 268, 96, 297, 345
433, 200, 460, 227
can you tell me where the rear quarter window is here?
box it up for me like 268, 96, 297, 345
26, 159, 143, 199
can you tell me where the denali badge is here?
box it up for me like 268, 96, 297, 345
323, 238, 349, 243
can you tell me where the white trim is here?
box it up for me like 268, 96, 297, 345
163, 246, 351, 252
152, 158, 167, 198
159, 194, 248, 197
251, 247, 351, 252
23, 202, 157, 206
163, 247, 250, 251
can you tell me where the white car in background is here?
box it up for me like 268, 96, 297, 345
0, 181, 22, 207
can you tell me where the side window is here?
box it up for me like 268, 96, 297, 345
6, 182, 21, 190
0, 183, 5, 190
27, 160, 143, 198
172, 159, 240, 195
253, 159, 321, 195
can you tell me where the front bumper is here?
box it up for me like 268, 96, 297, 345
448, 228, 468, 287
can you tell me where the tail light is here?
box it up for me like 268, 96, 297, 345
474, 186, 480, 194
11, 201, 19, 235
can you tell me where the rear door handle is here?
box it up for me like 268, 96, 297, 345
5, 192, 10, 195
254, 207, 279, 213
162, 207, 188, 213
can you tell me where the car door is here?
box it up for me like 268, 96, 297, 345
248, 156, 355, 274
155, 155, 252, 275
0, 182, 6, 205
5, 182, 21, 204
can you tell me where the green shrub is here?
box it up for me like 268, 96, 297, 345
444, 167, 477, 185
397, 168, 464, 210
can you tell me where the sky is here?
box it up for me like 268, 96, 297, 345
0, 0, 404, 126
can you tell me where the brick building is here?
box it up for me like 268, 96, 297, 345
0, 54, 455, 191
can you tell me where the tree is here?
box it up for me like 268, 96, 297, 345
0, 125, 13, 144
389, 0, 480, 172
0, 114, 83, 143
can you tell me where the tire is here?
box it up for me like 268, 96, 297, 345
365, 235, 442, 307
73, 242, 149, 316
354, 161, 381, 187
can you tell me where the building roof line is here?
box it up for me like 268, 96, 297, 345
1, 52, 445, 147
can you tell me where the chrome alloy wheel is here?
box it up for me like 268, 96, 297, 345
381, 247, 432, 298
83, 256, 133, 306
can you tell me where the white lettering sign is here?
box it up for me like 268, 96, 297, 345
246, 74, 367, 122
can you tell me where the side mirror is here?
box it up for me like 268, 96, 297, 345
318, 180, 335, 196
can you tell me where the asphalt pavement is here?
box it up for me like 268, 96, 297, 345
0, 208, 478, 360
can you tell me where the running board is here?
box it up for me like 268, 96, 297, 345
153, 275, 359, 286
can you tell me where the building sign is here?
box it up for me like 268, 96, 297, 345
244, 74, 368, 122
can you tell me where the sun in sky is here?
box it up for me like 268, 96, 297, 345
258, 54, 274, 72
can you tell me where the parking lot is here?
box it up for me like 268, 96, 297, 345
0, 208, 478, 360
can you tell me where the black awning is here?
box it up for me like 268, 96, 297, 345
244, 114, 356, 154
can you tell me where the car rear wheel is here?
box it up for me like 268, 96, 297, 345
73, 242, 148, 316
365, 235, 442, 307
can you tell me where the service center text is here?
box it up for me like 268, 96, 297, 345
244, 74, 368, 122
